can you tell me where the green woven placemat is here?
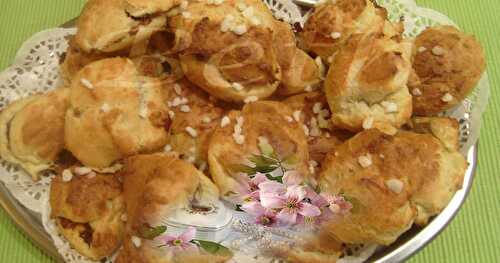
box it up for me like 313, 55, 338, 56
0, 0, 498, 262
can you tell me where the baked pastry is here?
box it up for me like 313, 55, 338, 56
62, 45, 184, 84
319, 127, 466, 244
279, 230, 343, 263
0, 88, 69, 180
116, 153, 223, 263
65, 58, 168, 168
407, 117, 467, 225
283, 91, 353, 168
74, 0, 168, 53
273, 21, 320, 95
301, 0, 387, 60
50, 167, 125, 260
324, 30, 413, 135
208, 101, 310, 197
162, 79, 224, 168
410, 25, 486, 115
168, 0, 282, 102
60, 38, 117, 83
124, 0, 181, 18
319, 129, 418, 245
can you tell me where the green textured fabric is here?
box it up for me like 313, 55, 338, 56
0, 0, 498, 262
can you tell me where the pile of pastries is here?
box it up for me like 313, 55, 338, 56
0, 0, 485, 262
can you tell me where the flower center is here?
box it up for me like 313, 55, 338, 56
173, 239, 183, 246
261, 216, 271, 225
286, 199, 299, 210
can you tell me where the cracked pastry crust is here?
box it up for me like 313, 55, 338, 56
301, 0, 387, 60
50, 169, 125, 261
324, 29, 413, 135
168, 0, 282, 102
208, 101, 310, 197
318, 129, 419, 245
74, 0, 167, 53
116, 153, 222, 263
0, 88, 69, 181
319, 127, 466, 245
64, 58, 168, 168
273, 21, 320, 95
406, 117, 467, 225
283, 91, 353, 167
410, 25, 486, 116
162, 79, 224, 168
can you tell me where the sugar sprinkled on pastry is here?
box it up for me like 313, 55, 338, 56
410, 25, 485, 115
208, 101, 310, 197
324, 28, 413, 135
65, 58, 168, 168
168, 0, 282, 102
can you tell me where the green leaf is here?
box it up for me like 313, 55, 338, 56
264, 173, 283, 183
194, 240, 233, 257
139, 225, 167, 240
249, 154, 278, 167
235, 204, 244, 212
229, 164, 257, 175
254, 165, 278, 174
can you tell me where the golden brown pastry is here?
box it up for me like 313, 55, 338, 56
115, 153, 224, 263
278, 230, 343, 263
410, 25, 486, 115
319, 129, 420, 245
301, 0, 387, 60
283, 91, 353, 168
64, 58, 168, 168
168, 0, 282, 102
124, 0, 181, 17
74, 0, 168, 53
60, 36, 132, 83
324, 30, 413, 135
273, 21, 320, 95
50, 167, 125, 260
407, 117, 467, 225
319, 127, 466, 245
208, 101, 310, 197
0, 88, 69, 180
162, 79, 224, 168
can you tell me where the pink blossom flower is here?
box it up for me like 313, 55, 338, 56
159, 227, 198, 252
244, 202, 279, 226
322, 193, 353, 214
235, 173, 269, 203
256, 209, 278, 226
258, 170, 304, 195
260, 185, 321, 225
307, 188, 332, 218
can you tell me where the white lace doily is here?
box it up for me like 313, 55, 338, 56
0, 28, 76, 213
0, 0, 490, 262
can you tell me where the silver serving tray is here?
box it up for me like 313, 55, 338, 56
0, 14, 479, 263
